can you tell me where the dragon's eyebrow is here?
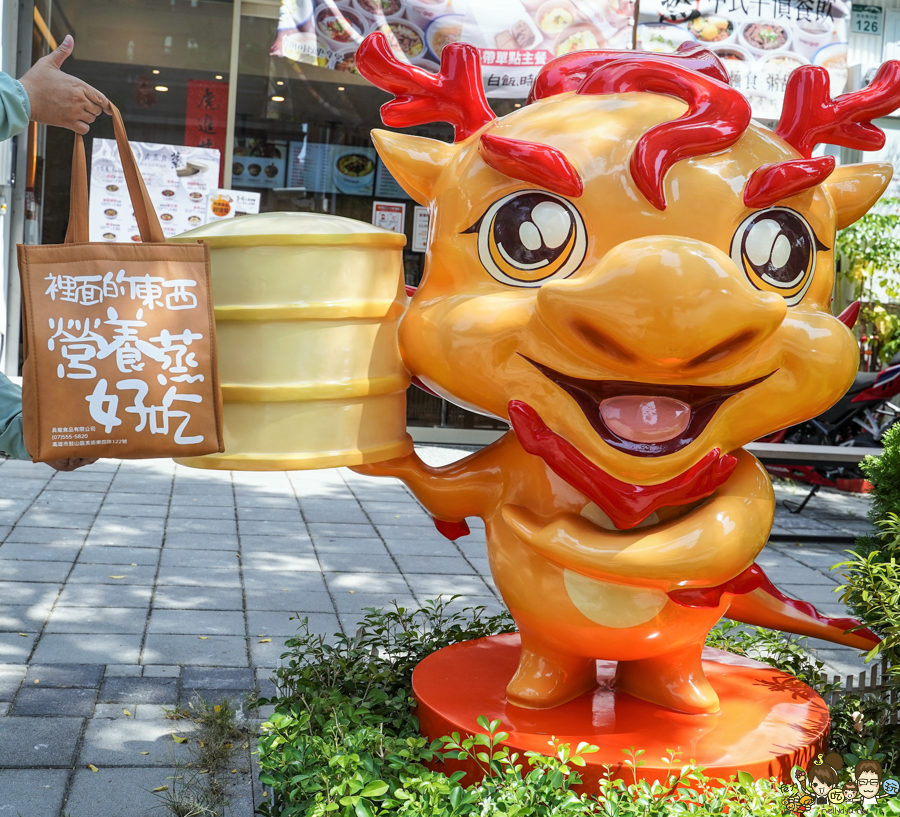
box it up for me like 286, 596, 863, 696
743, 156, 836, 208
478, 133, 583, 199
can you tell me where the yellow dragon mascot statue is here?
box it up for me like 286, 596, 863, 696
353, 33, 891, 724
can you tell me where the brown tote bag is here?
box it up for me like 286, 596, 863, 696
17, 105, 224, 463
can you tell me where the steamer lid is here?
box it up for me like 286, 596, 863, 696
169, 211, 407, 249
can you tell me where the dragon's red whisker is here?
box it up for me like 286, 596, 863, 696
776, 61, 900, 158
356, 32, 495, 142
744, 156, 836, 209
478, 133, 583, 198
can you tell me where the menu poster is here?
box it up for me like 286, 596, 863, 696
373, 201, 406, 233
89, 141, 221, 243
232, 139, 288, 189
288, 140, 378, 196
207, 189, 263, 223
375, 159, 410, 199
272, 0, 634, 98
473, 0, 633, 96
639, 0, 849, 120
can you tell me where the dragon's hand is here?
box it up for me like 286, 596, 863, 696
350, 454, 417, 479
501, 449, 773, 592
349, 443, 506, 522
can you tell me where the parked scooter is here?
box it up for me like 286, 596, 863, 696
761, 351, 900, 491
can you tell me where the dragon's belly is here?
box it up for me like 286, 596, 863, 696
484, 517, 726, 661
562, 570, 668, 628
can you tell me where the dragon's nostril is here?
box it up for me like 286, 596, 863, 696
686, 329, 761, 369
571, 320, 638, 364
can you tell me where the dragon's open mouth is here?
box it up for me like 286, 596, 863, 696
507, 401, 737, 529
521, 356, 774, 457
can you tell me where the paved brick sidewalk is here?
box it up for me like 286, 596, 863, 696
0, 447, 875, 815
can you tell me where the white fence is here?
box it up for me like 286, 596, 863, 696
819, 657, 898, 723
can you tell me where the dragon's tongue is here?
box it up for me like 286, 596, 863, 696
599, 396, 691, 443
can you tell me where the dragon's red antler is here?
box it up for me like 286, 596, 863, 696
356, 32, 495, 142
529, 44, 731, 103
776, 61, 900, 158
578, 58, 750, 210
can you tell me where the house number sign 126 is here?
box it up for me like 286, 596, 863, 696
852, 4, 884, 35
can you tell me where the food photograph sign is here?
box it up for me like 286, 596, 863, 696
288, 140, 378, 195
89, 141, 221, 242
272, 0, 634, 97
271, 0, 850, 115
639, 0, 849, 118
231, 138, 287, 189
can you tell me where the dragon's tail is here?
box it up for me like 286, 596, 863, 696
669, 563, 880, 651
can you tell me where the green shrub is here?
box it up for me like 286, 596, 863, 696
261, 597, 516, 740
840, 422, 900, 670
855, 422, 900, 559
824, 430, 900, 773
828, 692, 900, 771
254, 598, 517, 816
836, 523, 900, 672
254, 599, 793, 817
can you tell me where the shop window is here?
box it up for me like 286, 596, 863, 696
36, 0, 518, 433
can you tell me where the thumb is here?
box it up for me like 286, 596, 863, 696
46, 35, 73, 68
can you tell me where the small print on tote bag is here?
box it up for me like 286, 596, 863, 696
17, 104, 224, 463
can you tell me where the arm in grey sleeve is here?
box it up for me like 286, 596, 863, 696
0, 73, 31, 142
0, 371, 30, 460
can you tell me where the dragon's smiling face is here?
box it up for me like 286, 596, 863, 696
360, 36, 897, 526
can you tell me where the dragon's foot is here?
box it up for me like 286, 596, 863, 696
615, 645, 720, 715
506, 643, 597, 709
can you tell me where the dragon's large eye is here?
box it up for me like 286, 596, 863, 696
730, 207, 824, 306
470, 190, 587, 287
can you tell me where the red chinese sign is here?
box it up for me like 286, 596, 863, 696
185, 80, 228, 185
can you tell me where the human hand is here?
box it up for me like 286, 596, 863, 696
17, 35, 111, 134
45, 457, 99, 472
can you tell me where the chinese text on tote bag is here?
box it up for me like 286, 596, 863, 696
17, 105, 224, 462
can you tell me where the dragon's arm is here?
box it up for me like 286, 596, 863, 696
351, 436, 509, 521
501, 450, 773, 591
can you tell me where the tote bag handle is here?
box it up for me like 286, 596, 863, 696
64, 103, 165, 245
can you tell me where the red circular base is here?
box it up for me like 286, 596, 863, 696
412, 633, 828, 791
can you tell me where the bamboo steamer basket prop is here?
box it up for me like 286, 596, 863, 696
169, 212, 412, 470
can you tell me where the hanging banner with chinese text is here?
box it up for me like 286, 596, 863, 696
639, 0, 849, 119
185, 80, 228, 184
271, 0, 634, 98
